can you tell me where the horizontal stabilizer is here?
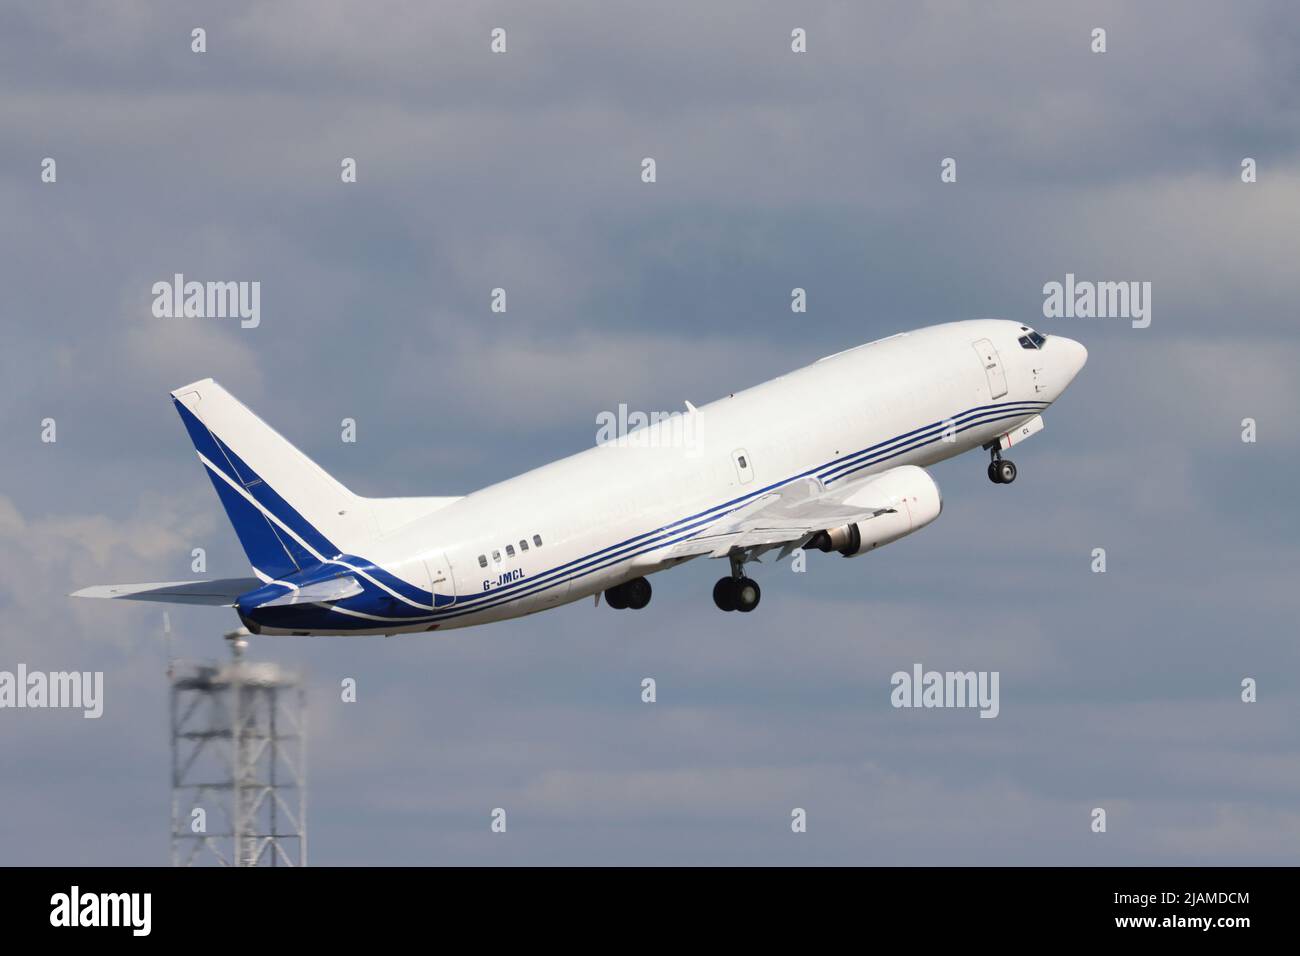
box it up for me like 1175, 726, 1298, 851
70, 578, 263, 606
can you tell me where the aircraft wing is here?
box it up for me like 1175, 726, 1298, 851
70, 577, 264, 606
652, 475, 899, 561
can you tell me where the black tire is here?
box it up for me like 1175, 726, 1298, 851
988, 460, 1003, 484
736, 577, 761, 613
713, 577, 739, 612
997, 459, 1017, 484
625, 577, 652, 610
605, 585, 629, 610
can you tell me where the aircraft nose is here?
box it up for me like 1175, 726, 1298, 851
1057, 336, 1088, 382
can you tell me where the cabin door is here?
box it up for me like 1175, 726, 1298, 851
972, 338, 1008, 399
423, 551, 457, 608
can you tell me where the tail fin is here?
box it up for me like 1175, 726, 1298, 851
171, 379, 375, 579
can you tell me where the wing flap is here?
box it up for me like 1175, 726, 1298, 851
654, 474, 902, 560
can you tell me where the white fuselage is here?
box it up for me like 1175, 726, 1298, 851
260, 319, 1084, 635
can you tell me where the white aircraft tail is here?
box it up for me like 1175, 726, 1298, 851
169, 379, 456, 580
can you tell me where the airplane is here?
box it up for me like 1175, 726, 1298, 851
72, 319, 1086, 634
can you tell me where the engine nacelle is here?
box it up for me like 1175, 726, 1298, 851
808, 465, 942, 557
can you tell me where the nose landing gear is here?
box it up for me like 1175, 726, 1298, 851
987, 450, 1017, 485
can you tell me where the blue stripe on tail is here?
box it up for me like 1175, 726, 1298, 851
173, 398, 338, 578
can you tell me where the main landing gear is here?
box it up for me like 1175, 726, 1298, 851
713, 576, 761, 612
987, 449, 1017, 485
605, 576, 651, 610
713, 551, 761, 613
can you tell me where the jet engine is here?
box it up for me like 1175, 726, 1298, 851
808, 465, 942, 557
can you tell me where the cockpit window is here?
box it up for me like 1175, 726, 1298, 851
1028, 330, 1047, 347
1019, 330, 1049, 349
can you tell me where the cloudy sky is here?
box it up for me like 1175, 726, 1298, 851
2, 0, 1298, 865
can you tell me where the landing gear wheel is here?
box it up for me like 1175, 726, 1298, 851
987, 460, 1002, 484
713, 577, 739, 612
625, 577, 652, 610
995, 459, 1017, 484
605, 585, 629, 610
735, 577, 761, 613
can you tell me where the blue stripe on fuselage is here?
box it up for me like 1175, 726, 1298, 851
249, 400, 1048, 631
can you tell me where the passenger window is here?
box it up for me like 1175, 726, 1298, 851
478, 554, 487, 568
492, 549, 501, 562
506, 544, 515, 558
519, 539, 529, 552
533, 534, 543, 547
